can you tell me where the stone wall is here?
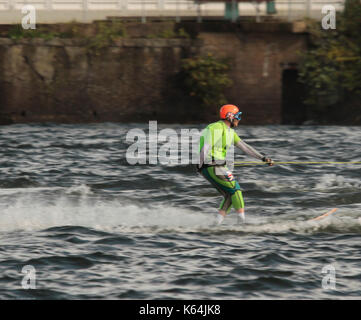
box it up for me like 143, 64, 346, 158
0, 22, 308, 125
0, 38, 201, 124
198, 31, 307, 124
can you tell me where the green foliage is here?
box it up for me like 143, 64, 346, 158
7, 25, 63, 40
4, 22, 189, 53
342, 0, 361, 45
146, 27, 190, 39
177, 28, 190, 39
5, 21, 127, 56
6, 21, 87, 40
159, 28, 176, 38
7, 25, 29, 40
86, 20, 127, 55
298, 0, 361, 108
181, 53, 233, 108
59, 21, 84, 38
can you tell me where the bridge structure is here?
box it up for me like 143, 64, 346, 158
0, 0, 345, 24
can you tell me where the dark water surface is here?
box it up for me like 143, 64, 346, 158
0, 123, 360, 299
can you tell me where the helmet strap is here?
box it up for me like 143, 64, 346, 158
226, 114, 235, 128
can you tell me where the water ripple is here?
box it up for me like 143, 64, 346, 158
1, 124, 361, 299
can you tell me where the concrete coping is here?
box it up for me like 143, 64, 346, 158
0, 37, 201, 47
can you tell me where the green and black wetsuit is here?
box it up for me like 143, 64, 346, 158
198, 120, 265, 214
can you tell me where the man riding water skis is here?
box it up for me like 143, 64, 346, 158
197, 104, 273, 225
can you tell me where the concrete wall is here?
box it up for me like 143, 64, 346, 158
0, 22, 308, 125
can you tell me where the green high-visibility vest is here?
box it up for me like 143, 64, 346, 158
199, 120, 241, 161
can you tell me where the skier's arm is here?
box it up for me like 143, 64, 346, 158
235, 140, 264, 160
235, 140, 274, 165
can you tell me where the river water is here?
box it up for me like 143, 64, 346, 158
0, 123, 360, 299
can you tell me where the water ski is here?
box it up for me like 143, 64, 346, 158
309, 208, 338, 221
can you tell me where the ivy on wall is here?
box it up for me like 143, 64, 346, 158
180, 53, 233, 109
298, 0, 361, 109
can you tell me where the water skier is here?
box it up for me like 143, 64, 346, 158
197, 104, 274, 225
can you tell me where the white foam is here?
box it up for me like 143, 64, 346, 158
315, 174, 361, 190
0, 192, 212, 233
65, 184, 93, 196
0, 187, 360, 235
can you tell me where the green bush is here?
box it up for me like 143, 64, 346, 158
146, 27, 190, 39
181, 53, 233, 108
298, 0, 361, 108
177, 28, 190, 39
5, 21, 127, 56
86, 20, 126, 55
7, 25, 63, 40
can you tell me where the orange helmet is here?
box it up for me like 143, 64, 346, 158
220, 104, 241, 121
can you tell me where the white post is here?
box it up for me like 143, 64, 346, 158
231, 0, 236, 22
255, 2, 260, 23
306, 0, 311, 18
46, 0, 52, 10
287, 0, 292, 22
176, 0, 180, 22
121, 0, 128, 10
158, 0, 164, 10
141, 0, 146, 23
197, 0, 202, 23
82, 0, 88, 23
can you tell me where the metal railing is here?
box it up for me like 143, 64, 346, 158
0, 0, 345, 24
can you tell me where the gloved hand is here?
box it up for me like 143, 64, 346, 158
262, 156, 274, 166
